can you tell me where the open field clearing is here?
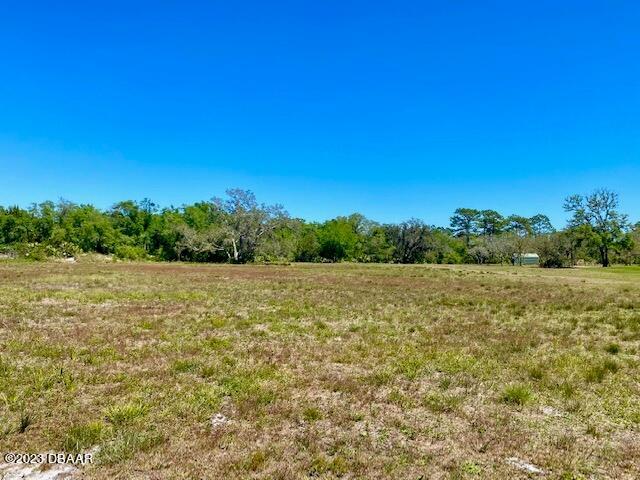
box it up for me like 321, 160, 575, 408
1, 261, 639, 479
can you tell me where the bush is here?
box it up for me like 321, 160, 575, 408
535, 233, 572, 268
51, 241, 80, 258
114, 245, 148, 260
15, 243, 56, 260
11, 241, 79, 261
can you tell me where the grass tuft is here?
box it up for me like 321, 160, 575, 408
585, 359, 619, 383
63, 421, 105, 453
423, 392, 462, 413
97, 430, 164, 464
604, 343, 621, 355
302, 406, 323, 422
105, 402, 149, 426
501, 384, 533, 406
18, 412, 32, 433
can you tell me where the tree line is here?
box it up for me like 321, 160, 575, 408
0, 188, 637, 267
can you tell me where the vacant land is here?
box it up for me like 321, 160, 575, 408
1, 261, 639, 479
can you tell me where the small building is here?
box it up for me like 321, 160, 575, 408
513, 253, 539, 266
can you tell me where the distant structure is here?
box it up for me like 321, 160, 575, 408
512, 253, 540, 266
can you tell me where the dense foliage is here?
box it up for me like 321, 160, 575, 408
0, 189, 637, 266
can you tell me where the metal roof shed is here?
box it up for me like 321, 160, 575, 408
513, 253, 540, 266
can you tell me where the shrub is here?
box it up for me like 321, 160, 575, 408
114, 245, 148, 260
535, 233, 572, 268
12, 242, 79, 260
51, 241, 80, 258
15, 243, 49, 261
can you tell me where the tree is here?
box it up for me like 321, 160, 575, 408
423, 228, 466, 264
255, 217, 303, 262
469, 234, 514, 264
505, 215, 531, 265
173, 223, 228, 262
0, 206, 37, 244
212, 189, 288, 263
564, 189, 630, 267
533, 231, 573, 268
295, 224, 321, 262
363, 225, 394, 262
29, 201, 58, 242
529, 214, 554, 235
59, 204, 118, 254
147, 208, 186, 260
384, 219, 430, 264
450, 208, 480, 246
477, 210, 505, 236
182, 201, 223, 232
110, 201, 144, 240
317, 216, 362, 262
0, 188, 635, 267
621, 223, 640, 264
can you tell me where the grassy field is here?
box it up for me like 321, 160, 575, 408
1, 260, 639, 479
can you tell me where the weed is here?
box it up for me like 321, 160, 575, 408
63, 422, 106, 452
388, 389, 414, 408
105, 402, 148, 426
460, 460, 482, 475
423, 392, 462, 413
501, 384, 533, 406
302, 407, 323, 422
528, 365, 545, 381
438, 376, 453, 390
244, 449, 268, 471
585, 360, 618, 383
605, 343, 621, 355
18, 412, 32, 433
97, 430, 164, 464
172, 359, 200, 374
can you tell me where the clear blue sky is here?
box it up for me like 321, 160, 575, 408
1, 1, 638, 227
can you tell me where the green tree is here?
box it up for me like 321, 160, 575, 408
29, 201, 58, 242
424, 228, 466, 264
317, 217, 362, 261
363, 225, 394, 262
564, 189, 630, 267
529, 214, 554, 235
295, 224, 321, 262
60, 204, 118, 253
450, 208, 480, 246
0, 206, 36, 244
477, 210, 505, 236
147, 208, 185, 260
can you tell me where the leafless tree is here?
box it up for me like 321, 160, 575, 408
212, 189, 288, 263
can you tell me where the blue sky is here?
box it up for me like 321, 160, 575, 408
1, 1, 638, 227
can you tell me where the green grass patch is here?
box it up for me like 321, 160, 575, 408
501, 384, 533, 406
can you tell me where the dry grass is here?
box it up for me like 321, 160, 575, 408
1, 260, 639, 479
